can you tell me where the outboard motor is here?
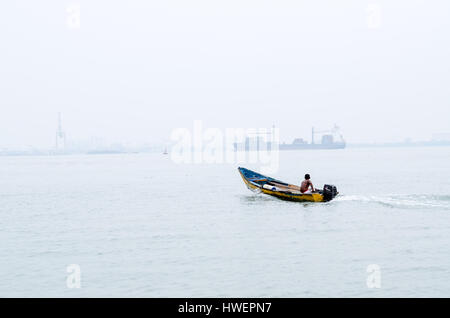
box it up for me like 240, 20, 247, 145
323, 184, 338, 201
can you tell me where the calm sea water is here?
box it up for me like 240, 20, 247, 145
1, 147, 450, 297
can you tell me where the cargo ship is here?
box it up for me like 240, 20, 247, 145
280, 126, 346, 150
234, 125, 345, 151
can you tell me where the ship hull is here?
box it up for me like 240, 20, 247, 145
279, 143, 346, 150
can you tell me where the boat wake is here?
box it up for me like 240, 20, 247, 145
335, 194, 450, 210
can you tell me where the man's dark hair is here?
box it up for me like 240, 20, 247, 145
305, 174, 310, 180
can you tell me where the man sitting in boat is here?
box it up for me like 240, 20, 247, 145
300, 174, 315, 194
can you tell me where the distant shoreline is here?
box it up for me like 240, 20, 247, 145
1, 141, 450, 157
347, 141, 450, 149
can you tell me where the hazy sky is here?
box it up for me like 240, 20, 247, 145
1, 1, 449, 148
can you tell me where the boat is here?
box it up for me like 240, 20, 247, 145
238, 167, 338, 202
280, 125, 346, 151
234, 125, 346, 151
